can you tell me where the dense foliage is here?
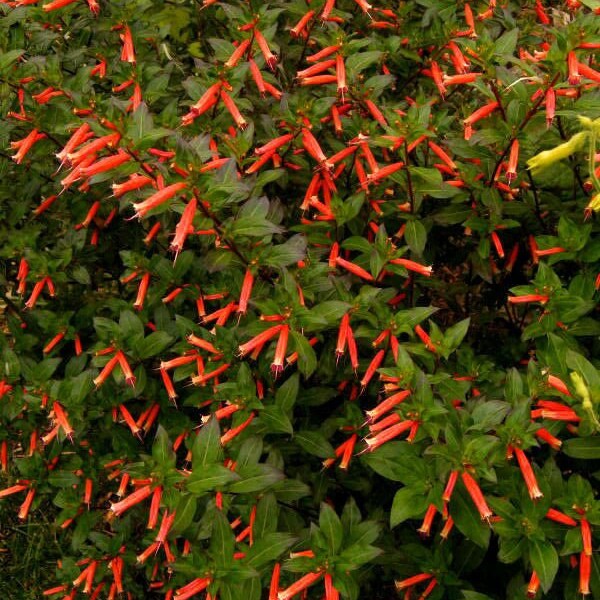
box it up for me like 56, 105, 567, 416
1, 0, 600, 598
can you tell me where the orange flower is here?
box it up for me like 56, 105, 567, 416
225, 38, 251, 68
365, 389, 410, 422
271, 325, 289, 376
277, 571, 323, 600
514, 447, 543, 499
110, 484, 153, 516
132, 182, 187, 219
364, 419, 414, 451
11, 129, 45, 164
120, 26, 136, 63
43, 0, 76, 10
170, 197, 197, 258
335, 256, 374, 281
461, 471, 492, 520
220, 90, 247, 130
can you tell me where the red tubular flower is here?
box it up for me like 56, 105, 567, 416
11, 129, 45, 164
249, 59, 266, 95
225, 38, 251, 68
110, 484, 152, 516
463, 101, 499, 138
132, 182, 187, 219
147, 485, 162, 529
527, 572, 540, 598
395, 573, 433, 590
581, 518, 592, 556
220, 90, 247, 130
238, 325, 283, 357
415, 324, 436, 352
271, 325, 290, 376
266, 563, 281, 600
170, 197, 197, 258
335, 256, 374, 281
254, 28, 277, 70
579, 551, 590, 595
428, 141, 457, 171
324, 573, 340, 600
220, 413, 255, 445
507, 294, 549, 304
133, 273, 151, 311
390, 258, 433, 277
93, 352, 119, 387
78, 150, 131, 178
545, 87, 555, 128
300, 74, 338, 86
360, 349, 385, 388
43, 331, 65, 354
364, 419, 414, 451
42, 0, 76, 10
514, 447, 543, 499
567, 51, 580, 85
440, 515, 454, 539
418, 504, 437, 536
290, 11, 315, 37
535, 0, 550, 25
336, 53, 347, 98
53, 401, 74, 439
547, 374, 571, 396
461, 471, 493, 520
120, 26, 136, 63
506, 139, 519, 183
237, 269, 255, 316
191, 362, 230, 385
301, 128, 330, 167
443, 470, 459, 502
535, 428, 562, 450
365, 389, 410, 422
430, 61, 446, 98
18, 488, 36, 520
366, 161, 404, 183
277, 571, 323, 600
174, 577, 211, 600
490, 231, 504, 258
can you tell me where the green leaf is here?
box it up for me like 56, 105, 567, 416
170, 494, 197, 536
152, 425, 175, 467
0, 49, 25, 72
263, 235, 307, 268
442, 318, 470, 356
346, 51, 383, 74
245, 532, 296, 567
563, 437, 600, 459
227, 464, 285, 493
337, 544, 383, 571
261, 405, 293, 434
191, 418, 223, 466
291, 332, 317, 378
394, 307, 438, 332
294, 431, 335, 458
187, 464, 240, 494
134, 331, 174, 360
390, 487, 429, 527
211, 508, 235, 566
319, 502, 343, 554
404, 220, 427, 255
529, 539, 559, 593
451, 486, 491, 549
494, 29, 519, 57
231, 217, 283, 237
275, 373, 299, 412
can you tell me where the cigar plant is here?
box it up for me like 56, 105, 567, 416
1, 1, 600, 599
